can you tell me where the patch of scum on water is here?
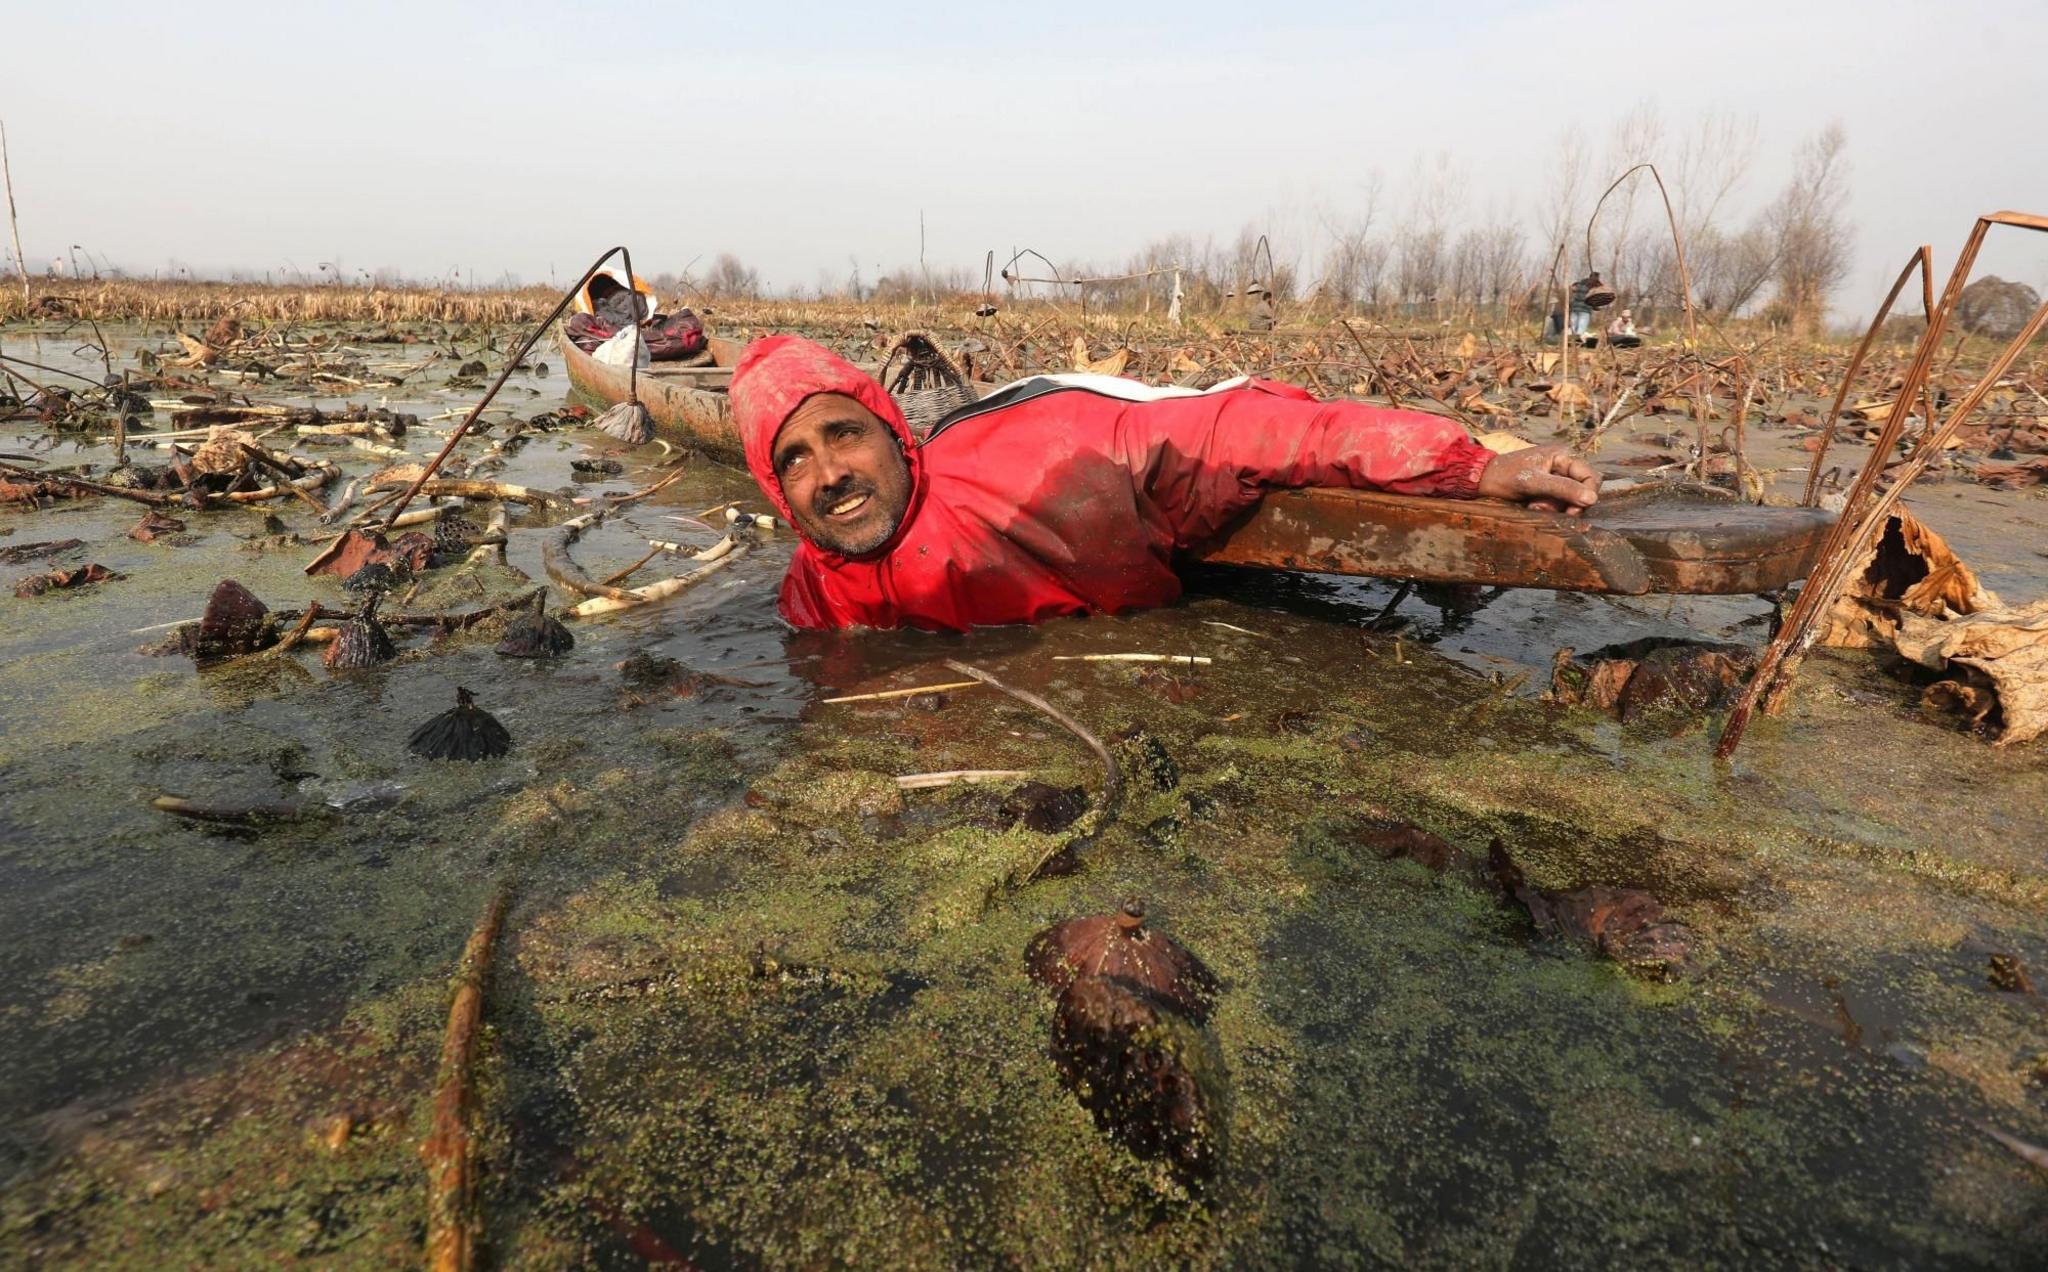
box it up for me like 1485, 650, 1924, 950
1, 322, 2044, 1266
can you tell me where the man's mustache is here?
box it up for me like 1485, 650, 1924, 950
812, 476, 875, 513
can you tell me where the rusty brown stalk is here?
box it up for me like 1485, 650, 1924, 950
377, 246, 637, 532
1727, 367, 1756, 499
0, 459, 181, 506
1798, 247, 1935, 505
1584, 163, 1707, 455
1545, 238, 1573, 425
1, 121, 26, 305
1332, 319, 1405, 409
422, 885, 512, 1272
1716, 210, 2048, 759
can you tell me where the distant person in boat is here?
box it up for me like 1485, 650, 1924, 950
729, 335, 1601, 631
564, 269, 707, 361
1606, 308, 1642, 349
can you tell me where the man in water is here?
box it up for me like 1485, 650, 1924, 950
731, 335, 1600, 631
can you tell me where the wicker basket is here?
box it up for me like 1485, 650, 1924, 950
881, 332, 978, 438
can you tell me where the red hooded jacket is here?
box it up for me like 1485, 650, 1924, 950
731, 335, 1494, 631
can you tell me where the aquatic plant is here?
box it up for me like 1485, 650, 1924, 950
1026, 898, 1218, 1023
407, 687, 511, 761
494, 589, 574, 658
323, 594, 396, 670
191, 578, 273, 662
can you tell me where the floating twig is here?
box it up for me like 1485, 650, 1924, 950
540, 468, 693, 599
237, 443, 327, 515
465, 505, 510, 567
1983, 1125, 2048, 1175
220, 460, 337, 505
263, 603, 333, 660
599, 545, 666, 588
896, 769, 1035, 790
1051, 653, 1212, 666
369, 477, 575, 513
320, 477, 362, 524
544, 509, 644, 603
823, 679, 981, 705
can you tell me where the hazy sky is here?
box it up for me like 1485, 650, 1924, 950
6, 0, 2045, 316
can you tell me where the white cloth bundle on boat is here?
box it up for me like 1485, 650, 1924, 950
593, 325, 649, 369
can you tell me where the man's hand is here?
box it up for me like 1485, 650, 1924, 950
1475, 443, 1602, 515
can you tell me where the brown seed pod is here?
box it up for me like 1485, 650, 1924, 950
323, 595, 397, 670
433, 512, 483, 553
342, 559, 409, 593
495, 590, 574, 658
192, 579, 274, 663
407, 687, 512, 761
1050, 973, 1229, 1184
1025, 898, 1218, 1024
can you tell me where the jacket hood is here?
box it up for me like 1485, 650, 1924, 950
730, 335, 924, 560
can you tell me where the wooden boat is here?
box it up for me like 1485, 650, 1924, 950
560, 324, 1834, 595
560, 327, 749, 463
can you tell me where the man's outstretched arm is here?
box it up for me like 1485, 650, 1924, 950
1114, 380, 1600, 545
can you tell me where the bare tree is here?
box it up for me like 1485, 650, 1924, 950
1688, 223, 1778, 318
1314, 172, 1385, 312
1673, 109, 1760, 240
705, 252, 761, 299
1395, 152, 1463, 312
1611, 108, 1761, 320
1538, 124, 1591, 272
1762, 122, 1853, 339
1474, 205, 1528, 310
1447, 228, 1487, 311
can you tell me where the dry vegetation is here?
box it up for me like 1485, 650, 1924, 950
0, 278, 562, 325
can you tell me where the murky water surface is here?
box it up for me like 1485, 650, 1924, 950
1, 323, 2043, 1266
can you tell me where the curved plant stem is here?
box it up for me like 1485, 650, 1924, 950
944, 658, 1122, 876
422, 884, 513, 1272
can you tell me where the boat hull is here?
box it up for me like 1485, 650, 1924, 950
559, 327, 747, 464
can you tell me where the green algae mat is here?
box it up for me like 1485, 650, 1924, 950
7, 601, 2045, 1267
2, 326, 2045, 1268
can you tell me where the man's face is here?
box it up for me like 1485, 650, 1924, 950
771, 393, 912, 556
